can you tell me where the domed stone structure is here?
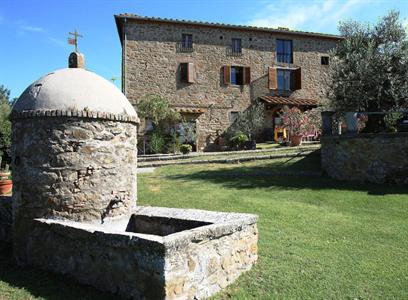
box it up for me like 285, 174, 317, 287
11, 54, 139, 263
8, 53, 258, 300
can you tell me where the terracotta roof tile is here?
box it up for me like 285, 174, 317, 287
114, 14, 342, 41
260, 96, 318, 106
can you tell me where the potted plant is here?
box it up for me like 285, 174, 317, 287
0, 164, 12, 195
281, 106, 307, 146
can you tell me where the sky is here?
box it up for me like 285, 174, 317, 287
0, 0, 407, 99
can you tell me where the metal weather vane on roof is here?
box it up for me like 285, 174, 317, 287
68, 30, 83, 52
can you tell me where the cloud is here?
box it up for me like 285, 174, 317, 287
247, 0, 367, 31
19, 25, 45, 33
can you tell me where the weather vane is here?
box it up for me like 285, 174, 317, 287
68, 30, 83, 52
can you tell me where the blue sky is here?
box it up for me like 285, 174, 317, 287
1, 0, 407, 99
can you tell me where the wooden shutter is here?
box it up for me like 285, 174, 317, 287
187, 62, 195, 83
293, 67, 302, 90
223, 66, 231, 85
244, 67, 251, 85
268, 67, 277, 90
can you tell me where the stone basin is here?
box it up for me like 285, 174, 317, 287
27, 206, 258, 299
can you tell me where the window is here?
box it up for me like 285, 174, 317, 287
224, 66, 251, 85
269, 67, 301, 91
232, 38, 242, 54
231, 66, 244, 85
180, 62, 195, 83
277, 69, 293, 91
321, 56, 329, 65
276, 39, 293, 63
229, 111, 239, 124
180, 34, 193, 51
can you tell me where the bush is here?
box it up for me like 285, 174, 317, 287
228, 131, 249, 150
180, 144, 192, 154
149, 131, 166, 154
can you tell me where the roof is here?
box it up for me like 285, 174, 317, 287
13, 68, 138, 118
260, 95, 318, 106
173, 107, 207, 114
114, 14, 342, 43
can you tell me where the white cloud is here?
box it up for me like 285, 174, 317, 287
247, 0, 367, 31
19, 25, 45, 33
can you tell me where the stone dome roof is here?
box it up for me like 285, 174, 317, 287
13, 68, 138, 119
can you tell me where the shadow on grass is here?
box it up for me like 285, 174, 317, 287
166, 152, 408, 196
0, 244, 115, 300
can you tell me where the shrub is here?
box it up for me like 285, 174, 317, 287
149, 131, 166, 154
228, 131, 249, 150
180, 144, 192, 154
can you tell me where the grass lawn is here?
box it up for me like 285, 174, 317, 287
1, 153, 407, 299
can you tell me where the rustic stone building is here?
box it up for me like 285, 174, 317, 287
115, 14, 341, 151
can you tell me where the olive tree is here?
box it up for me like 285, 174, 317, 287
0, 85, 12, 167
327, 10, 408, 113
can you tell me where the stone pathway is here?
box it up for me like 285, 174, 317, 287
137, 167, 156, 173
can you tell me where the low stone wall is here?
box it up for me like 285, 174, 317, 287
23, 206, 258, 299
321, 133, 408, 184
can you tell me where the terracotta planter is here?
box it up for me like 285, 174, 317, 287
290, 134, 303, 147
0, 179, 12, 195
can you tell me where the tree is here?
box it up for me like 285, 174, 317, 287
229, 101, 265, 141
136, 94, 180, 131
327, 10, 408, 113
0, 85, 12, 167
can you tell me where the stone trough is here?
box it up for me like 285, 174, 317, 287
7, 52, 258, 299
28, 206, 258, 299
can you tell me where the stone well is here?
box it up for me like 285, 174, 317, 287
10, 53, 258, 299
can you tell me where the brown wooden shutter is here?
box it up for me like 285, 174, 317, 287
223, 66, 231, 85
268, 67, 277, 90
293, 67, 302, 90
244, 67, 251, 85
187, 62, 195, 83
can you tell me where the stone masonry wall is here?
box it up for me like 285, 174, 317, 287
23, 210, 258, 300
164, 223, 258, 299
12, 117, 137, 263
123, 20, 338, 150
321, 133, 408, 184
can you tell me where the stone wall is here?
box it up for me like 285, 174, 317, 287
12, 117, 137, 263
321, 133, 408, 184
123, 20, 338, 150
22, 206, 258, 300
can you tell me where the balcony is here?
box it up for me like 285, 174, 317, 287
176, 41, 194, 53
226, 46, 243, 57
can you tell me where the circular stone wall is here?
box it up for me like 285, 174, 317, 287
12, 116, 137, 228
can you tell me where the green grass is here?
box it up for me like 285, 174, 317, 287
1, 153, 407, 299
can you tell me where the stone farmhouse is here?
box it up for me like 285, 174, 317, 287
115, 14, 342, 151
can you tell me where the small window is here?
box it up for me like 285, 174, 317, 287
181, 34, 193, 50
230, 66, 244, 85
321, 56, 329, 65
231, 38, 242, 54
276, 39, 293, 63
229, 111, 239, 124
277, 69, 293, 91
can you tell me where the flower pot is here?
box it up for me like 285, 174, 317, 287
0, 179, 12, 195
290, 134, 303, 147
